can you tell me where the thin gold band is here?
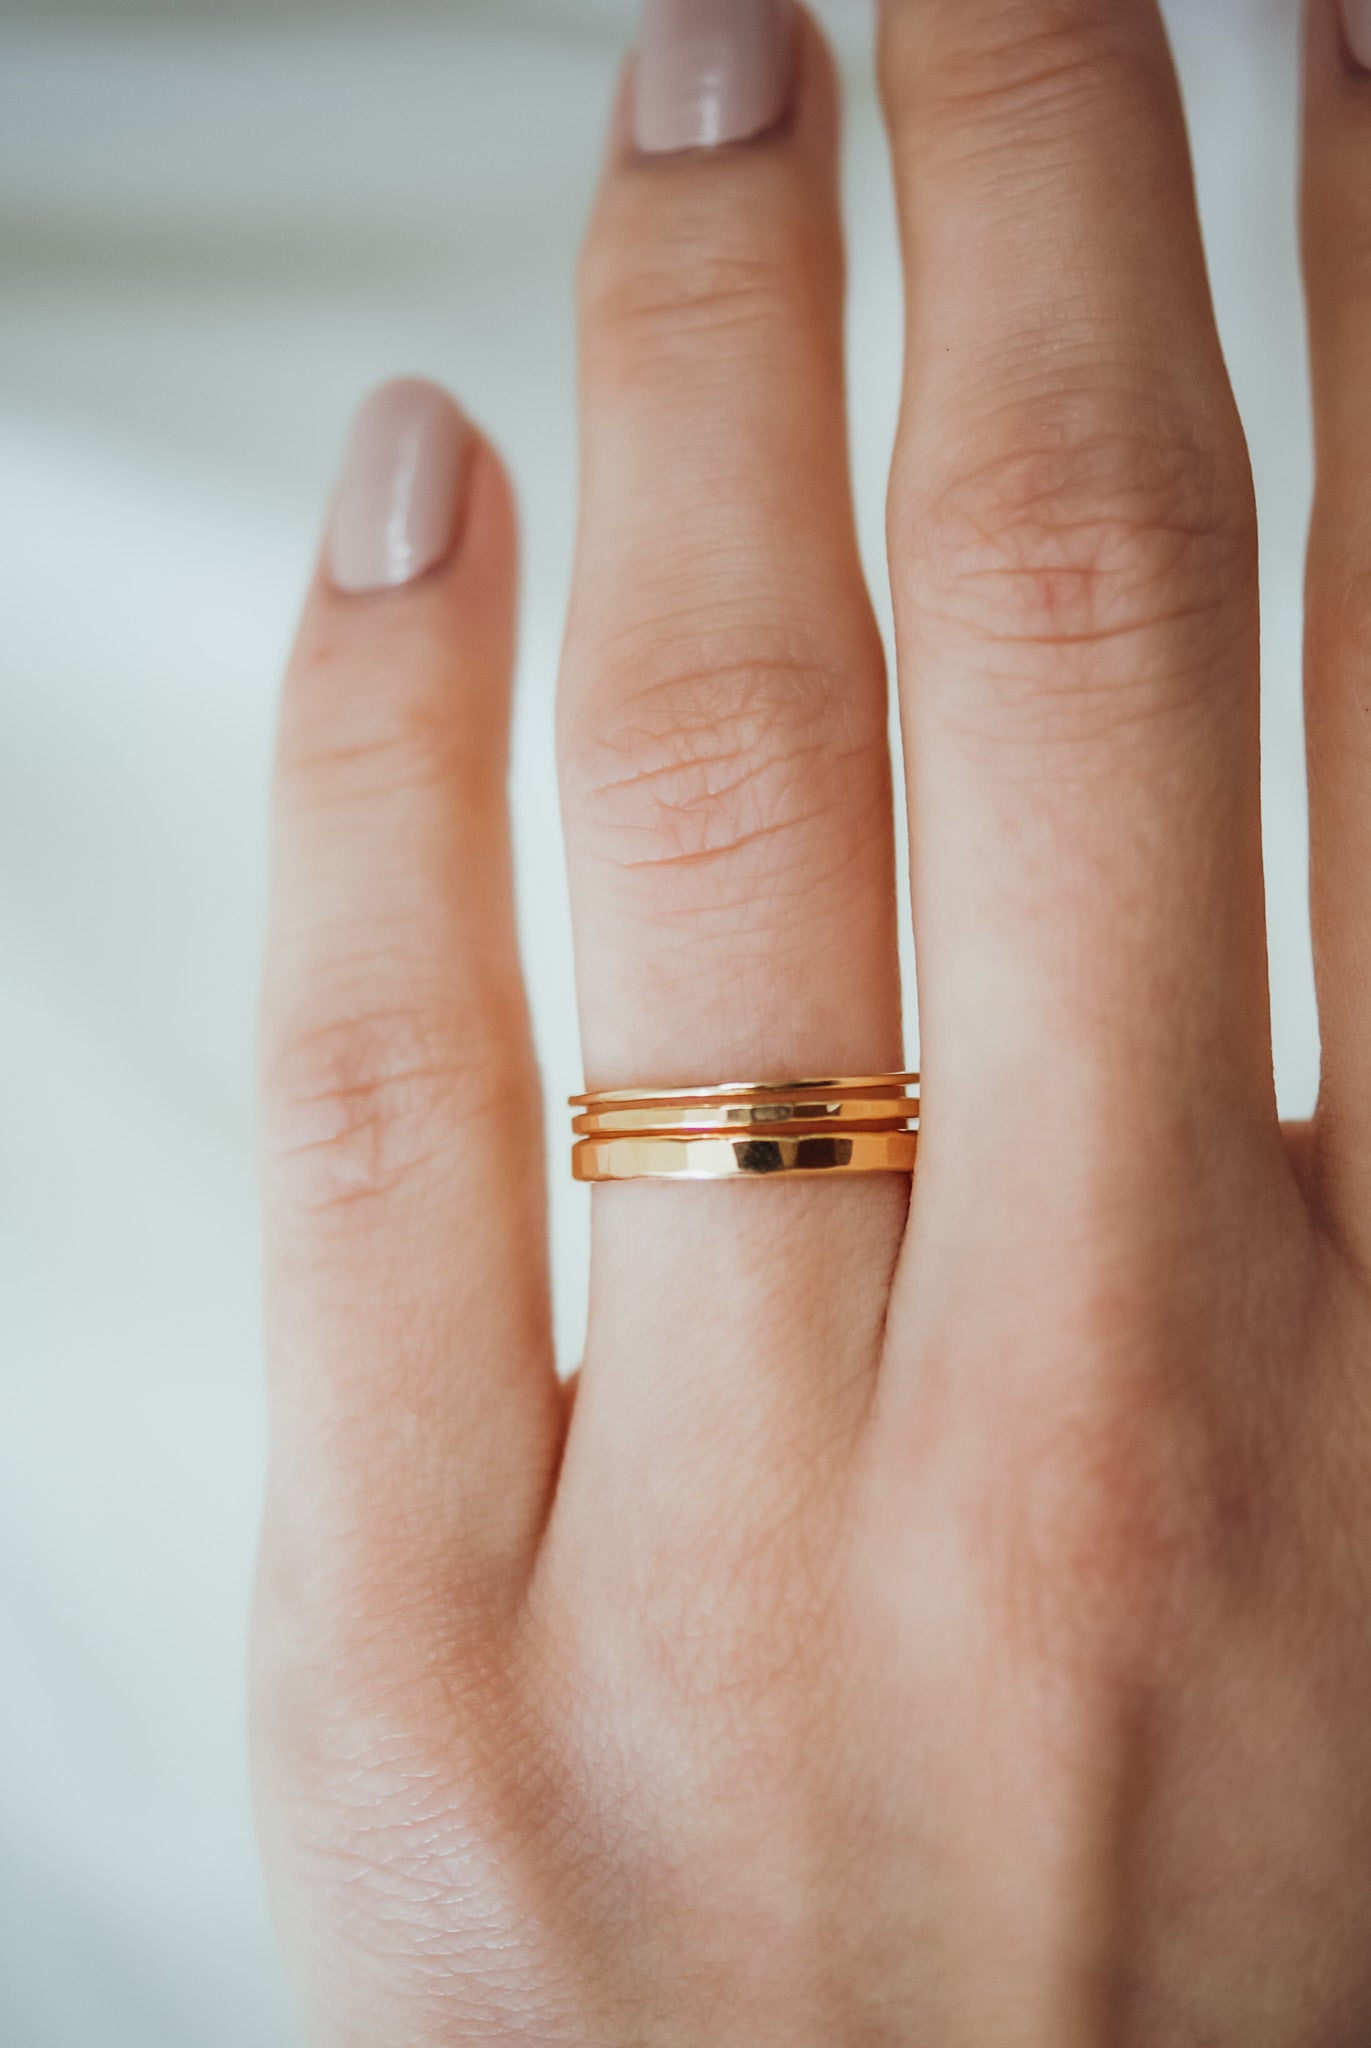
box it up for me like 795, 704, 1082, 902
570, 1074, 921, 1184
574, 1095, 919, 1136
570, 1073, 920, 1106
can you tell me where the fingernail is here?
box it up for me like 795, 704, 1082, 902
633, 0, 796, 156
1343, 0, 1371, 70
327, 378, 471, 595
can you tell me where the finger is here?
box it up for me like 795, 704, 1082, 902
554, 10, 905, 1491
1302, 0, 1371, 1240
879, 1, 1274, 1204
258, 381, 562, 1657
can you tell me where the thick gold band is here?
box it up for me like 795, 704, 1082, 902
570, 1074, 920, 1184
572, 1130, 918, 1183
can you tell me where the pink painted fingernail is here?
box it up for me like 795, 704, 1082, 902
327, 378, 471, 595
1343, 0, 1371, 69
633, 0, 797, 156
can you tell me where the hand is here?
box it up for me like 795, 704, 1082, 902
252, 3, 1371, 2040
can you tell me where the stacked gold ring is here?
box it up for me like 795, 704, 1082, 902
571, 1074, 920, 1183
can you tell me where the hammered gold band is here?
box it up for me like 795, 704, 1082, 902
570, 1075, 920, 1184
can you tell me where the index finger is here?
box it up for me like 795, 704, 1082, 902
258, 384, 562, 1667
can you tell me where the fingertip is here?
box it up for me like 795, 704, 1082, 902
297, 383, 518, 675
1338, 0, 1371, 75
1303, 0, 1371, 329
324, 377, 474, 598
281, 394, 521, 809
793, 5, 842, 151
607, 2, 837, 174
1306, 0, 1371, 114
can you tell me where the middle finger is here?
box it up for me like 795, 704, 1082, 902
879, 0, 1277, 1296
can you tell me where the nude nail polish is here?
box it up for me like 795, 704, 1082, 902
634, 0, 797, 156
1343, 0, 1371, 69
327, 378, 471, 595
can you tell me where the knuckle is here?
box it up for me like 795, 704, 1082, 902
579, 1479, 838, 1747
578, 217, 806, 384
978, 1373, 1260, 1707
898, 399, 1255, 738
278, 705, 455, 813
279, 630, 492, 812
262, 1005, 526, 1220
899, 13, 1166, 158
257, 1508, 522, 1708
561, 639, 883, 916
254, 1609, 550, 2015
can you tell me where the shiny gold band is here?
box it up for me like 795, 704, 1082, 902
574, 1095, 918, 1136
572, 1130, 919, 1183
570, 1074, 920, 1184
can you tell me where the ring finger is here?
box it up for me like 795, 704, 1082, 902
553, 6, 905, 1531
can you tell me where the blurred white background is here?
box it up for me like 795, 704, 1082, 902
0, 0, 1314, 2039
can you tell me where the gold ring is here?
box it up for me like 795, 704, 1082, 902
569, 1073, 921, 1105
570, 1075, 920, 1184
574, 1099, 918, 1136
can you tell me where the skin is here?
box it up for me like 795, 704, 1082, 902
253, 2, 1371, 2040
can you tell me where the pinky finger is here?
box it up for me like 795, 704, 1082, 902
257, 381, 562, 1666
